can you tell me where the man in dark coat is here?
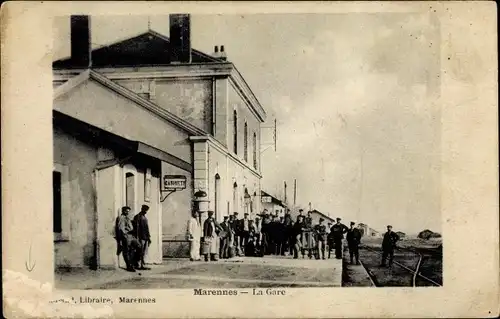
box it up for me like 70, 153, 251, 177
291, 215, 306, 259
133, 204, 151, 270
381, 225, 400, 267
346, 222, 362, 264
330, 217, 348, 259
219, 216, 230, 259
283, 213, 293, 255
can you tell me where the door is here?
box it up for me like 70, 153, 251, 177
95, 164, 121, 269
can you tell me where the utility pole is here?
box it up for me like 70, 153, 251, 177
293, 179, 297, 206
284, 181, 287, 204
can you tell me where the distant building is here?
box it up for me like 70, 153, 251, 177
52, 14, 266, 268
358, 223, 380, 237
306, 209, 335, 224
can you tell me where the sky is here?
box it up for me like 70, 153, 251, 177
53, 13, 442, 235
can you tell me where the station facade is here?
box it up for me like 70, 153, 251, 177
52, 14, 266, 268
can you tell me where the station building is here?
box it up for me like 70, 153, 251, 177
52, 14, 266, 269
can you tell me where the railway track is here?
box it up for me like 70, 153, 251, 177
360, 245, 442, 287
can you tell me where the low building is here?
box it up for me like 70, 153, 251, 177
260, 190, 287, 217
52, 14, 267, 269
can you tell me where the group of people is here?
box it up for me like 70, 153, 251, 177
114, 204, 152, 272
115, 205, 400, 270
186, 208, 364, 264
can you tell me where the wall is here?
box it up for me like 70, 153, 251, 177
227, 83, 261, 172
116, 78, 214, 134
53, 128, 99, 268
206, 143, 261, 224
161, 160, 193, 258
54, 79, 193, 164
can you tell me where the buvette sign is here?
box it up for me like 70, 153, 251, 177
163, 175, 187, 190
261, 196, 272, 203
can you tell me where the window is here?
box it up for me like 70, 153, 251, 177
253, 132, 257, 169
125, 172, 135, 210
123, 164, 138, 213
144, 168, 152, 203
53, 163, 70, 241
244, 122, 248, 162
53, 171, 62, 233
233, 110, 238, 154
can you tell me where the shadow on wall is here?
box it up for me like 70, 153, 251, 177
163, 241, 190, 258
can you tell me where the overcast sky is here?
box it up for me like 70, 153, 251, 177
53, 13, 442, 235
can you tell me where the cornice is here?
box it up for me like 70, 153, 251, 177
189, 136, 262, 179
229, 66, 267, 123
53, 63, 233, 81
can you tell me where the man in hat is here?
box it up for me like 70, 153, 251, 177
330, 217, 348, 259
133, 204, 151, 270
219, 216, 230, 259
346, 222, 362, 264
203, 211, 221, 261
314, 218, 328, 260
187, 209, 201, 261
116, 206, 140, 272
303, 211, 315, 258
381, 225, 400, 267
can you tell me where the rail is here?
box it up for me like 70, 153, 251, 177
361, 245, 442, 287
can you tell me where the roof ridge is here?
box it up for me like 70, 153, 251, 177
54, 29, 222, 64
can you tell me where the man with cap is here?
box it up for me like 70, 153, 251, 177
291, 215, 306, 259
283, 212, 293, 255
219, 216, 230, 259
314, 218, 328, 260
346, 222, 362, 264
228, 214, 237, 258
381, 225, 400, 267
232, 212, 241, 256
261, 212, 271, 255
133, 204, 151, 270
187, 209, 202, 261
330, 217, 348, 259
116, 206, 140, 272
203, 211, 221, 261
303, 211, 315, 259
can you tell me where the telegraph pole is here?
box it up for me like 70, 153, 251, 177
293, 179, 297, 206
284, 181, 287, 204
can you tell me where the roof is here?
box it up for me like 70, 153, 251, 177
53, 69, 207, 137
261, 190, 287, 208
309, 209, 335, 222
53, 30, 223, 69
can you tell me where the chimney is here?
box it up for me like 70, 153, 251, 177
220, 45, 227, 61
212, 45, 221, 58
169, 14, 191, 64
70, 15, 92, 68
